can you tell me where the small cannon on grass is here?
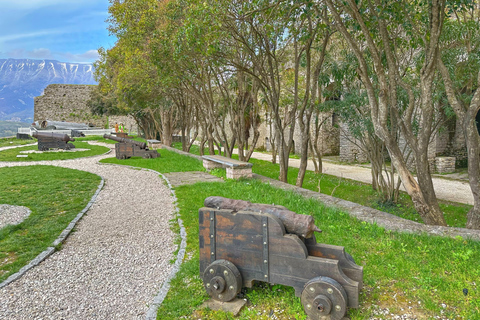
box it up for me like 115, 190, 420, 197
71, 129, 85, 138
32, 132, 75, 151
103, 134, 160, 160
199, 197, 363, 320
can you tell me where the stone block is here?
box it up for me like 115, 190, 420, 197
203, 159, 224, 171
226, 167, 252, 179
147, 139, 162, 149
200, 298, 246, 316
435, 156, 456, 174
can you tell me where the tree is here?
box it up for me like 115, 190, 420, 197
216, 0, 297, 182
323, 0, 448, 225
437, 2, 480, 229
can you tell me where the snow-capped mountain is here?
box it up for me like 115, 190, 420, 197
0, 58, 97, 122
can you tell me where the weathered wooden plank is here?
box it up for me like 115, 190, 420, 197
269, 255, 360, 308
305, 237, 363, 288
215, 230, 263, 251
268, 234, 308, 259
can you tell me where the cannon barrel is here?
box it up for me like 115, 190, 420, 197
204, 196, 322, 238
32, 132, 75, 142
103, 134, 147, 149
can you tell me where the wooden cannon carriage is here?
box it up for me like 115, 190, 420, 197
32, 132, 75, 151
199, 199, 363, 320
103, 134, 160, 159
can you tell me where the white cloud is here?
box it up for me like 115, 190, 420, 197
28, 48, 55, 60
0, 29, 63, 43
6, 48, 54, 60
60, 50, 99, 64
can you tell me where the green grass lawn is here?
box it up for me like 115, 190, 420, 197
102, 147, 478, 319
99, 148, 204, 173
155, 179, 479, 319
173, 143, 471, 228
0, 137, 35, 148
0, 141, 110, 161
0, 166, 101, 282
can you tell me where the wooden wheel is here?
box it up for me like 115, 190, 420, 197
202, 259, 242, 302
301, 276, 348, 320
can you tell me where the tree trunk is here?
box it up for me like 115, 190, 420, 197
465, 114, 480, 228
438, 58, 480, 229
385, 136, 447, 225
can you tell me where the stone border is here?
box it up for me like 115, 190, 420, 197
145, 171, 187, 320
254, 174, 480, 241
0, 177, 105, 289
162, 144, 480, 241
160, 144, 203, 161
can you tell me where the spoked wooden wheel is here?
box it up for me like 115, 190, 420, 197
301, 276, 348, 320
202, 259, 242, 302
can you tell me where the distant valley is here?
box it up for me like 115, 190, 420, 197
0, 59, 97, 122
0, 120, 31, 138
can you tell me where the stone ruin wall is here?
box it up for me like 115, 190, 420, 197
339, 122, 369, 163
263, 112, 340, 156
34, 84, 106, 127
34, 84, 137, 133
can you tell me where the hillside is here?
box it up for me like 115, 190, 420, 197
0, 59, 96, 122
0, 120, 30, 138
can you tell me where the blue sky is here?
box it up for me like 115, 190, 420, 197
0, 0, 116, 63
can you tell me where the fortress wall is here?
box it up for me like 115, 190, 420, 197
34, 84, 137, 133
34, 84, 106, 127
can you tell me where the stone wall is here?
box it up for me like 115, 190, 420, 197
264, 111, 340, 156
34, 84, 106, 127
108, 115, 139, 135
339, 123, 368, 163
34, 84, 137, 133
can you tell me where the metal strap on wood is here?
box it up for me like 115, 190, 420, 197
210, 211, 216, 263
262, 215, 269, 282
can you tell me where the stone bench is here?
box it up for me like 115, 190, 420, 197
202, 155, 253, 179
147, 139, 162, 149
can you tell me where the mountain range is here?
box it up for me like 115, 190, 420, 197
0, 58, 97, 123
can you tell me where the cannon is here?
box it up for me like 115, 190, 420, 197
32, 132, 75, 151
71, 129, 85, 138
103, 134, 160, 160
199, 199, 363, 320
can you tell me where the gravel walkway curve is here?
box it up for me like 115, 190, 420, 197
0, 143, 177, 319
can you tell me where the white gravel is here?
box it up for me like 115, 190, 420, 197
0, 205, 31, 229
0, 143, 177, 319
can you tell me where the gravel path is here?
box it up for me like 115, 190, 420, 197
248, 152, 474, 205
0, 143, 176, 319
